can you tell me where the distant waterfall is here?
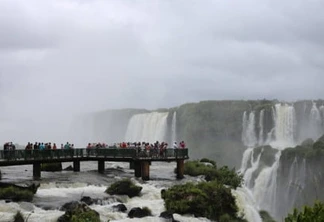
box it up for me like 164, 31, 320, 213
309, 102, 323, 139
124, 112, 168, 143
170, 112, 177, 144
272, 104, 296, 148
242, 111, 257, 147
258, 110, 264, 146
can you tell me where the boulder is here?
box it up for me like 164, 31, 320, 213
105, 179, 142, 198
80, 196, 94, 205
63, 165, 74, 171
128, 207, 152, 218
41, 163, 62, 172
160, 211, 178, 221
58, 201, 100, 222
112, 204, 127, 212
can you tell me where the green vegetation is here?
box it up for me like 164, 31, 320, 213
41, 163, 62, 171
164, 159, 245, 221
0, 186, 34, 202
59, 202, 100, 222
281, 137, 324, 162
71, 210, 100, 222
14, 211, 24, 222
183, 160, 243, 189
105, 179, 142, 198
285, 201, 324, 222
259, 210, 276, 222
162, 181, 245, 222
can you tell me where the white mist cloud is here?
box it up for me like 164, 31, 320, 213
0, 0, 324, 144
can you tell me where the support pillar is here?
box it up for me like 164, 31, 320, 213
134, 161, 142, 178
141, 161, 150, 181
33, 163, 41, 180
98, 160, 105, 173
73, 160, 80, 172
129, 161, 135, 170
176, 159, 184, 179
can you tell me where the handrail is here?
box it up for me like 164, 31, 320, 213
0, 148, 188, 162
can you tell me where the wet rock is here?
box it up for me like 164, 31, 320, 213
128, 207, 152, 218
160, 211, 175, 221
112, 203, 127, 212
80, 196, 94, 205
58, 201, 100, 222
63, 165, 74, 171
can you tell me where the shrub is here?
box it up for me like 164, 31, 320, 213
71, 210, 100, 222
183, 160, 243, 189
0, 186, 34, 202
162, 181, 245, 221
105, 179, 142, 198
285, 201, 324, 222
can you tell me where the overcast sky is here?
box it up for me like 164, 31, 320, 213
1, 0, 324, 144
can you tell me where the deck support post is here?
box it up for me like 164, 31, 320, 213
176, 159, 184, 179
98, 160, 105, 173
73, 160, 80, 172
134, 161, 142, 177
129, 161, 135, 169
141, 161, 150, 181
33, 162, 41, 180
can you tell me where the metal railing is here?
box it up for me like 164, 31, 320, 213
0, 148, 188, 161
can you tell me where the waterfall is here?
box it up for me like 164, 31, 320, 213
243, 150, 262, 188
242, 111, 257, 147
309, 102, 323, 139
258, 110, 264, 146
170, 112, 177, 144
272, 104, 296, 148
124, 112, 168, 143
253, 151, 281, 217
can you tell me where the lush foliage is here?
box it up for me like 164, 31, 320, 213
162, 181, 245, 222
105, 179, 142, 198
41, 163, 62, 171
0, 186, 34, 202
285, 201, 324, 222
184, 160, 243, 189
71, 210, 100, 222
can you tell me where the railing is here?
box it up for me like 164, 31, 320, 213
0, 148, 188, 161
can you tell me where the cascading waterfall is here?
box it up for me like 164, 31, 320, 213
309, 102, 323, 139
239, 103, 299, 220
243, 150, 263, 188
258, 110, 264, 146
171, 111, 177, 144
242, 111, 257, 147
124, 112, 168, 143
272, 104, 296, 148
253, 151, 281, 216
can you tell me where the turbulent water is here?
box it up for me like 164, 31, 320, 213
0, 162, 210, 222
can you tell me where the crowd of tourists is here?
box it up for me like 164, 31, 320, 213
24, 142, 75, 150
3, 141, 186, 150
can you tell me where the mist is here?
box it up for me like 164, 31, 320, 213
1, 0, 324, 145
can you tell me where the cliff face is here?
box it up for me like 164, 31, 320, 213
276, 140, 324, 219
88, 100, 275, 168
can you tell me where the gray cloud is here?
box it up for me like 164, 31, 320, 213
0, 0, 324, 144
